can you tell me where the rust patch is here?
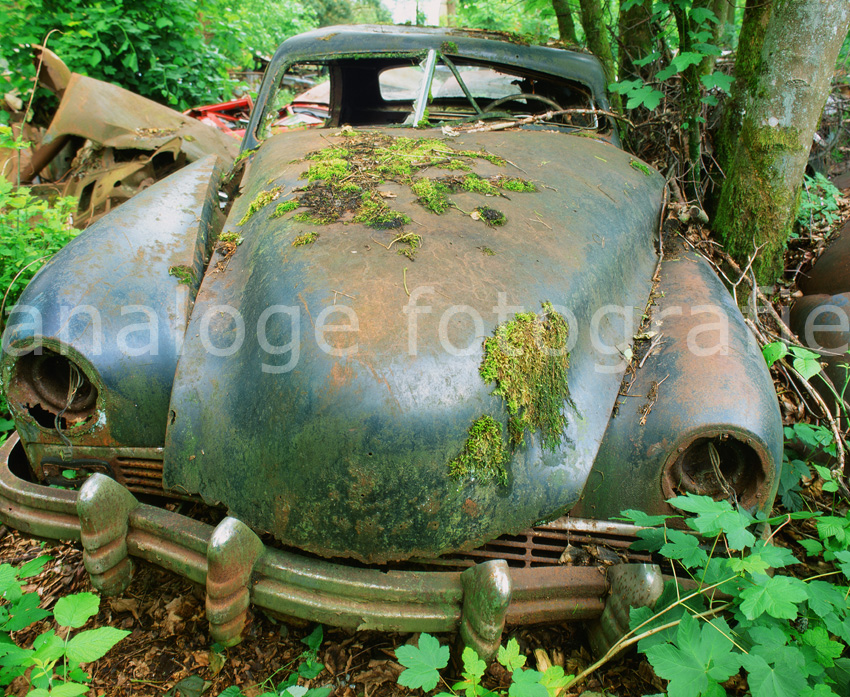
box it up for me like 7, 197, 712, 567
462, 497, 480, 517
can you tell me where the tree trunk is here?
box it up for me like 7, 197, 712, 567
714, 0, 773, 176
618, 0, 653, 83
705, 0, 732, 74
576, 0, 615, 85
551, 0, 578, 45
715, 0, 850, 283
671, 0, 712, 197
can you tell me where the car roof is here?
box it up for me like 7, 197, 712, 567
269, 24, 609, 105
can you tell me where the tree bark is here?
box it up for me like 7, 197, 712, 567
715, 0, 850, 283
618, 0, 653, 83
551, 0, 578, 45
714, 0, 773, 176
576, 0, 615, 85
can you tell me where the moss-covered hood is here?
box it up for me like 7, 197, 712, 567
163, 127, 665, 562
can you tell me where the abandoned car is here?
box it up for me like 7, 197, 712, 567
0, 25, 782, 657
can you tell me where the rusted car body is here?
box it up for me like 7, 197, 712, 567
0, 26, 782, 656
7, 51, 239, 226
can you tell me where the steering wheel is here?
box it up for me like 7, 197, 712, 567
482, 93, 564, 116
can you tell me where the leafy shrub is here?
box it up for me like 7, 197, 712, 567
0, 0, 313, 113
0, 555, 129, 695
617, 494, 850, 697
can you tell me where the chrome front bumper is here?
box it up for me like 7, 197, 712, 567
0, 434, 661, 658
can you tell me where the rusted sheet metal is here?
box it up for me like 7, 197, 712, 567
0, 433, 612, 637
791, 218, 850, 398
798, 218, 850, 296
2, 157, 223, 456
42, 73, 238, 165
164, 127, 664, 563
573, 249, 782, 520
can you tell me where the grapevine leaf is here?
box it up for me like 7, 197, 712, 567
396, 633, 449, 692
661, 529, 707, 568
617, 510, 673, 527
742, 653, 808, 697
800, 626, 844, 668
739, 575, 808, 620
462, 646, 486, 683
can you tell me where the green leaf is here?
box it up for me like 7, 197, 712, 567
0, 565, 19, 596
50, 683, 91, 697
800, 626, 843, 668
762, 342, 788, 367
539, 665, 571, 696
834, 550, 850, 581
297, 658, 324, 679
508, 668, 546, 697
54, 593, 100, 628
626, 85, 664, 110
4, 592, 50, 631
462, 646, 487, 683
301, 625, 323, 653
644, 614, 741, 697
396, 633, 449, 692
66, 627, 130, 664
670, 495, 755, 549
167, 675, 208, 697
660, 529, 707, 568
18, 556, 51, 579
739, 575, 808, 620
617, 509, 673, 527
690, 7, 718, 24
656, 52, 705, 80
497, 639, 526, 671
742, 653, 808, 697
216, 687, 243, 697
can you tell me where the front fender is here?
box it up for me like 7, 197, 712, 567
573, 251, 782, 519
1, 156, 224, 450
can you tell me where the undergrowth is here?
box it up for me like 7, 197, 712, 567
0, 556, 129, 696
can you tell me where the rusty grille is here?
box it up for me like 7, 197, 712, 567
415, 521, 652, 571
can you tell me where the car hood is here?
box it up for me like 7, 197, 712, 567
163, 127, 664, 562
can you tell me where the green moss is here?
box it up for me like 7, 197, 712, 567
481, 247, 495, 256
396, 233, 422, 260
475, 206, 506, 226
411, 178, 451, 213
441, 159, 472, 171
271, 200, 299, 218
462, 174, 498, 195
218, 232, 243, 245
304, 158, 350, 182
440, 41, 459, 54
354, 191, 411, 229
238, 186, 282, 225
292, 231, 319, 246
459, 150, 506, 167
448, 415, 507, 485
480, 302, 570, 448
232, 146, 259, 167
308, 146, 349, 160
629, 159, 653, 176
168, 265, 195, 286
497, 177, 537, 192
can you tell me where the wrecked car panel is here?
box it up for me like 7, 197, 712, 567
164, 127, 664, 563
0, 25, 784, 650
2, 156, 223, 455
